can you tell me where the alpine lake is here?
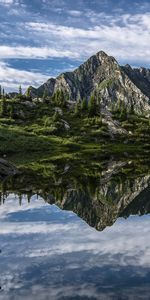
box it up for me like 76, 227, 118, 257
1, 151, 150, 300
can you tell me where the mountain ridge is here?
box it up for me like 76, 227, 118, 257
27, 50, 150, 114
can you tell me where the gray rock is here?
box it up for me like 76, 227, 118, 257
0, 158, 19, 180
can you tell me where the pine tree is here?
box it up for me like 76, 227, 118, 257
26, 87, 31, 98
1, 97, 7, 116
120, 101, 127, 120
66, 92, 70, 102
0, 85, 1, 99
88, 95, 97, 116
18, 85, 22, 97
9, 105, 14, 119
54, 90, 59, 104
110, 101, 117, 114
58, 90, 66, 107
54, 90, 60, 105
81, 97, 87, 113
117, 98, 121, 112
53, 111, 60, 122
2, 88, 5, 99
130, 102, 135, 115
74, 98, 81, 116
53, 90, 66, 107
43, 89, 48, 101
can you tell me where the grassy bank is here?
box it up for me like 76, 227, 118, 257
0, 97, 150, 158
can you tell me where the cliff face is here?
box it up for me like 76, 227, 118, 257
122, 65, 150, 99
28, 51, 150, 115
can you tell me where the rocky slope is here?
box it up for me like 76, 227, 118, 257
28, 51, 150, 115
122, 64, 150, 99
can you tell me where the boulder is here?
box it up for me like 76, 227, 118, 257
0, 158, 19, 180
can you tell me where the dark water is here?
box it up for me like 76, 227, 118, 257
0, 156, 150, 299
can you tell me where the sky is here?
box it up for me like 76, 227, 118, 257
0, 0, 150, 92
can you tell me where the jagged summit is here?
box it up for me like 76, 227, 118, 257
27, 50, 150, 114
96, 50, 108, 57
95, 50, 118, 63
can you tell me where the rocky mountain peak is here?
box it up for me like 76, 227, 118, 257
94, 50, 116, 63
124, 64, 132, 70
27, 50, 150, 115
79, 50, 119, 72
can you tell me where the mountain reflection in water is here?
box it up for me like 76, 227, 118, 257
0, 156, 150, 299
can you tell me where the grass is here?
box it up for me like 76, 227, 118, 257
0, 97, 150, 158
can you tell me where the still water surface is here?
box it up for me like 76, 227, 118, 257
0, 195, 150, 300
0, 157, 150, 299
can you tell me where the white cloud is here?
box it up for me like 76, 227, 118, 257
0, 0, 13, 3
0, 61, 50, 91
0, 0, 15, 5
67, 10, 83, 17
0, 0, 21, 4
24, 12, 150, 64
0, 46, 80, 60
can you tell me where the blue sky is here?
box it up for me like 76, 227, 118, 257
0, 0, 150, 92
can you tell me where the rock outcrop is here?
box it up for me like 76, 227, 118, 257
0, 159, 19, 180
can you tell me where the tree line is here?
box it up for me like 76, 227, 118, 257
0, 83, 135, 120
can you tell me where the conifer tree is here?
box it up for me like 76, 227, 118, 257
43, 89, 48, 101
9, 104, 14, 119
120, 100, 127, 120
52, 90, 59, 106
18, 85, 22, 97
2, 88, 5, 99
1, 96, 7, 116
88, 95, 97, 116
130, 102, 135, 115
26, 87, 31, 98
66, 92, 70, 102
81, 97, 87, 112
117, 98, 121, 112
74, 98, 81, 116
58, 90, 66, 107
53, 111, 60, 122
53, 90, 66, 107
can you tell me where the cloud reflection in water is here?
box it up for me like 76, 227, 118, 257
0, 194, 150, 300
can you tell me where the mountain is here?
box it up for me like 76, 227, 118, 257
28, 51, 150, 114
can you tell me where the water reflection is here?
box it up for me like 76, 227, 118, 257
0, 195, 150, 299
1, 157, 150, 230
0, 156, 150, 299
